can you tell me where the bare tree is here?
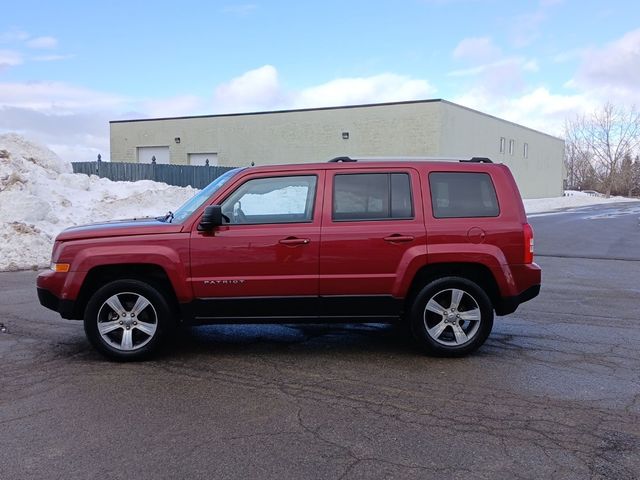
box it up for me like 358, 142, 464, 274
564, 126, 597, 189
632, 156, 640, 197
565, 103, 640, 196
615, 153, 634, 196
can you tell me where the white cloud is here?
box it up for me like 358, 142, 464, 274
573, 28, 640, 96
448, 56, 539, 98
449, 57, 538, 77
213, 65, 285, 112
222, 3, 257, 15
0, 29, 29, 43
450, 34, 538, 97
32, 54, 74, 62
0, 106, 113, 162
0, 50, 23, 69
26, 36, 58, 49
508, 0, 563, 48
551, 48, 586, 64
453, 37, 501, 63
453, 87, 594, 135
139, 95, 204, 118
212, 65, 436, 112
0, 81, 129, 162
294, 74, 435, 108
0, 81, 126, 111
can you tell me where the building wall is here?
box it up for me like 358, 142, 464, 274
110, 101, 443, 167
438, 101, 565, 198
110, 100, 565, 198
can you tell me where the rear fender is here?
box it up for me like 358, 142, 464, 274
391, 245, 428, 297
427, 244, 517, 297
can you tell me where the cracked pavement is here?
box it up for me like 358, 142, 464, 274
1, 202, 639, 479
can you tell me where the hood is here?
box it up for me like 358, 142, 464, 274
56, 217, 183, 241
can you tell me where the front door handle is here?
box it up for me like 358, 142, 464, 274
279, 237, 310, 246
383, 234, 414, 243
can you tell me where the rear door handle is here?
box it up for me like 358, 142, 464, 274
279, 237, 310, 246
383, 234, 414, 243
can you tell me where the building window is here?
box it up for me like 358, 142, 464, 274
523, 143, 529, 158
509, 139, 515, 156
499, 137, 506, 153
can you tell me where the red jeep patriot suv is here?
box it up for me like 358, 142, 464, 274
37, 157, 540, 360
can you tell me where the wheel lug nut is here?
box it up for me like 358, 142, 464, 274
133, 321, 137, 325
121, 313, 126, 317
130, 313, 135, 317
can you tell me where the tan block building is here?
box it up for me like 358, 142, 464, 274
110, 99, 565, 198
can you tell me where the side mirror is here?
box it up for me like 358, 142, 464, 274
199, 205, 226, 230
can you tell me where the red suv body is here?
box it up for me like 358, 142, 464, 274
37, 158, 541, 360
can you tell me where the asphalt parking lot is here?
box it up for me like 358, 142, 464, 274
1, 202, 639, 480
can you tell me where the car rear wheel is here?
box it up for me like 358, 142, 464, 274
410, 277, 493, 356
84, 279, 173, 361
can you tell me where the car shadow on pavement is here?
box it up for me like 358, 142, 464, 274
162, 322, 423, 360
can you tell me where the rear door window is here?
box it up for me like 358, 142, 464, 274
333, 173, 413, 221
429, 172, 499, 218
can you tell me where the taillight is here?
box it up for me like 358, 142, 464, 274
523, 223, 534, 264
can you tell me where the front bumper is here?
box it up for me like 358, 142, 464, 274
37, 269, 81, 320
37, 287, 78, 319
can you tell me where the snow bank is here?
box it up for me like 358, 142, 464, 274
0, 134, 197, 271
524, 190, 639, 214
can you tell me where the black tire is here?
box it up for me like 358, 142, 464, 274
84, 279, 174, 361
409, 277, 493, 357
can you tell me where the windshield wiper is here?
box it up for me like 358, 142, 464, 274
160, 211, 174, 223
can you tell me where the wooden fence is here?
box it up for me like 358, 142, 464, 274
71, 162, 236, 189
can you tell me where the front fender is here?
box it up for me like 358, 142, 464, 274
62, 244, 191, 302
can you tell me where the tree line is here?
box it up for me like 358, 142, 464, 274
564, 103, 640, 197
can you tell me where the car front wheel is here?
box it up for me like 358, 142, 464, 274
84, 279, 173, 361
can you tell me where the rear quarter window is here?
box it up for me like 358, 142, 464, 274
429, 172, 499, 218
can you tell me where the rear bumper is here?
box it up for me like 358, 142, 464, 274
495, 284, 540, 316
495, 262, 542, 316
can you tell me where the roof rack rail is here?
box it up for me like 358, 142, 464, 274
461, 157, 493, 163
327, 156, 493, 163
328, 156, 357, 162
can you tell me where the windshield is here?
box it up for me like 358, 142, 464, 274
169, 168, 245, 223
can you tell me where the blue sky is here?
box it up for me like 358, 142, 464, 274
1, 0, 639, 161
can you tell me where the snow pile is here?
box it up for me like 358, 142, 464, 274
0, 134, 197, 271
523, 190, 639, 214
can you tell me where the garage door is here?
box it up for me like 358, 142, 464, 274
137, 146, 170, 164
188, 152, 218, 166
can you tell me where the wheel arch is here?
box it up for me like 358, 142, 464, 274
73, 264, 180, 320
404, 262, 500, 313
